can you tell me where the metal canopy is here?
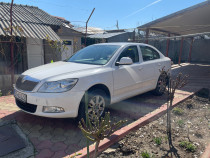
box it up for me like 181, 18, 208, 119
138, 0, 210, 35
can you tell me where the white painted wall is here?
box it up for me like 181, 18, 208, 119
61, 39, 73, 60
26, 38, 44, 69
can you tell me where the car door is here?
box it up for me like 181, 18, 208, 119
138, 45, 162, 91
112, 45, 142, 102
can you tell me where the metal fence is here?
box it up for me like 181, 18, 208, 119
0, 37, 27, 75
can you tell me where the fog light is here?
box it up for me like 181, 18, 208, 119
43, 106, 65, 113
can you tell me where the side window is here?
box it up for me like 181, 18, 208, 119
140, 46, 160, 61
117, 46, 139, 63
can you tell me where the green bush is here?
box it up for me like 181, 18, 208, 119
186, 143, 196, 152
153, 137, 162, 145
177, 120, 184, 127
141, 151, 151, 158
179, 141, 188, 148
0, 90, 2, 97
179, 141, 196, 152
172, 107, 184, 115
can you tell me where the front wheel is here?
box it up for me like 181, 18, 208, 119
77, 89, 107, 121
153, 74, 168, 96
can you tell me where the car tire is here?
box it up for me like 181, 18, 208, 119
153, 74, 168, 96
77, 89, 108, 122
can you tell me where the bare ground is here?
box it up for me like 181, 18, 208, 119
99, 89, 210, 158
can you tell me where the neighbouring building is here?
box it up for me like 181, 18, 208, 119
54, 17, 84, 60
86, 29, 134, 45
0, 3, 82, 92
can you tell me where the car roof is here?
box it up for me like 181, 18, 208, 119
93, 42, 151, 47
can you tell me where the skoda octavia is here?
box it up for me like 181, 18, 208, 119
14, 43, 171, 120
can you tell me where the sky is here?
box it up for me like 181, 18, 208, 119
1, 0, 207, 30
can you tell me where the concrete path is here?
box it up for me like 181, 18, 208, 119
0, 63, 209, 158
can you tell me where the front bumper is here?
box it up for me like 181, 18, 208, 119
14, 88, 85, 118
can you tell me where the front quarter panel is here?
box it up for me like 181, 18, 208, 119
71, 66, 113, 96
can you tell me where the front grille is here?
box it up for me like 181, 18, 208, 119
16, 75, 39, 91
16, 99, 37, 113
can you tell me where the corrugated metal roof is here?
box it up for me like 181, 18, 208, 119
74, 27, 104, 34
0, 2, 63, 26
0, 2, 62, 41
0, 20, 61, 41
88, 32, 126, 39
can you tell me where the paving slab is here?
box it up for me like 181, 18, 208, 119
0, 120, 34, 158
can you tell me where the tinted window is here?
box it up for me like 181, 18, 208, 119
140, 46, 160, 61
117, 46, 139, 63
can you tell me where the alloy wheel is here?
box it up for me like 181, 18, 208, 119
88, 95, 105, 119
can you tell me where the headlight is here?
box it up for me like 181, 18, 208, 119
38, 78, 78, 93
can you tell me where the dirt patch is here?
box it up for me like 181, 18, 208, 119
99, 89, 210, 158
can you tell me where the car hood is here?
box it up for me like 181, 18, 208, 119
22, 61, 101, 80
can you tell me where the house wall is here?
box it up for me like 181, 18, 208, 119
107, 32, 134, 42
43, 40, 61, 64
26, 38, 44, 69
56, 26, 83, 55
59, 36, 82, 54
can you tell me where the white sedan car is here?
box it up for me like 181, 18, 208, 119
14, 43, 171, 119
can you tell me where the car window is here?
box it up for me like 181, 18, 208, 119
140, 46, 160, 61
117, 46, 139, 63
68, 45, 120, 65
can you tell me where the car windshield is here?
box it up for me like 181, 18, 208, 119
67, 45, 121, 65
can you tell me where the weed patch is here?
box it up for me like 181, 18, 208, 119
179, 141, 196, 152
172, 107, 184, 115
153, 137, 162, 145
141, 151, 151, 158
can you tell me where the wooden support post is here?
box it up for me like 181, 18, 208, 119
166, 33, 170, 57
178, 37, 184, 65
10, 0, 14, 88
188, 37, 194, 63
145, 28, 149, 44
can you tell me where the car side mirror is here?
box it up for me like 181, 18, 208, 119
115, 57, 133, 66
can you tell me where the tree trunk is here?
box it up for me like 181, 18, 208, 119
94, 141, 100, 158
208, 88, 210, 101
